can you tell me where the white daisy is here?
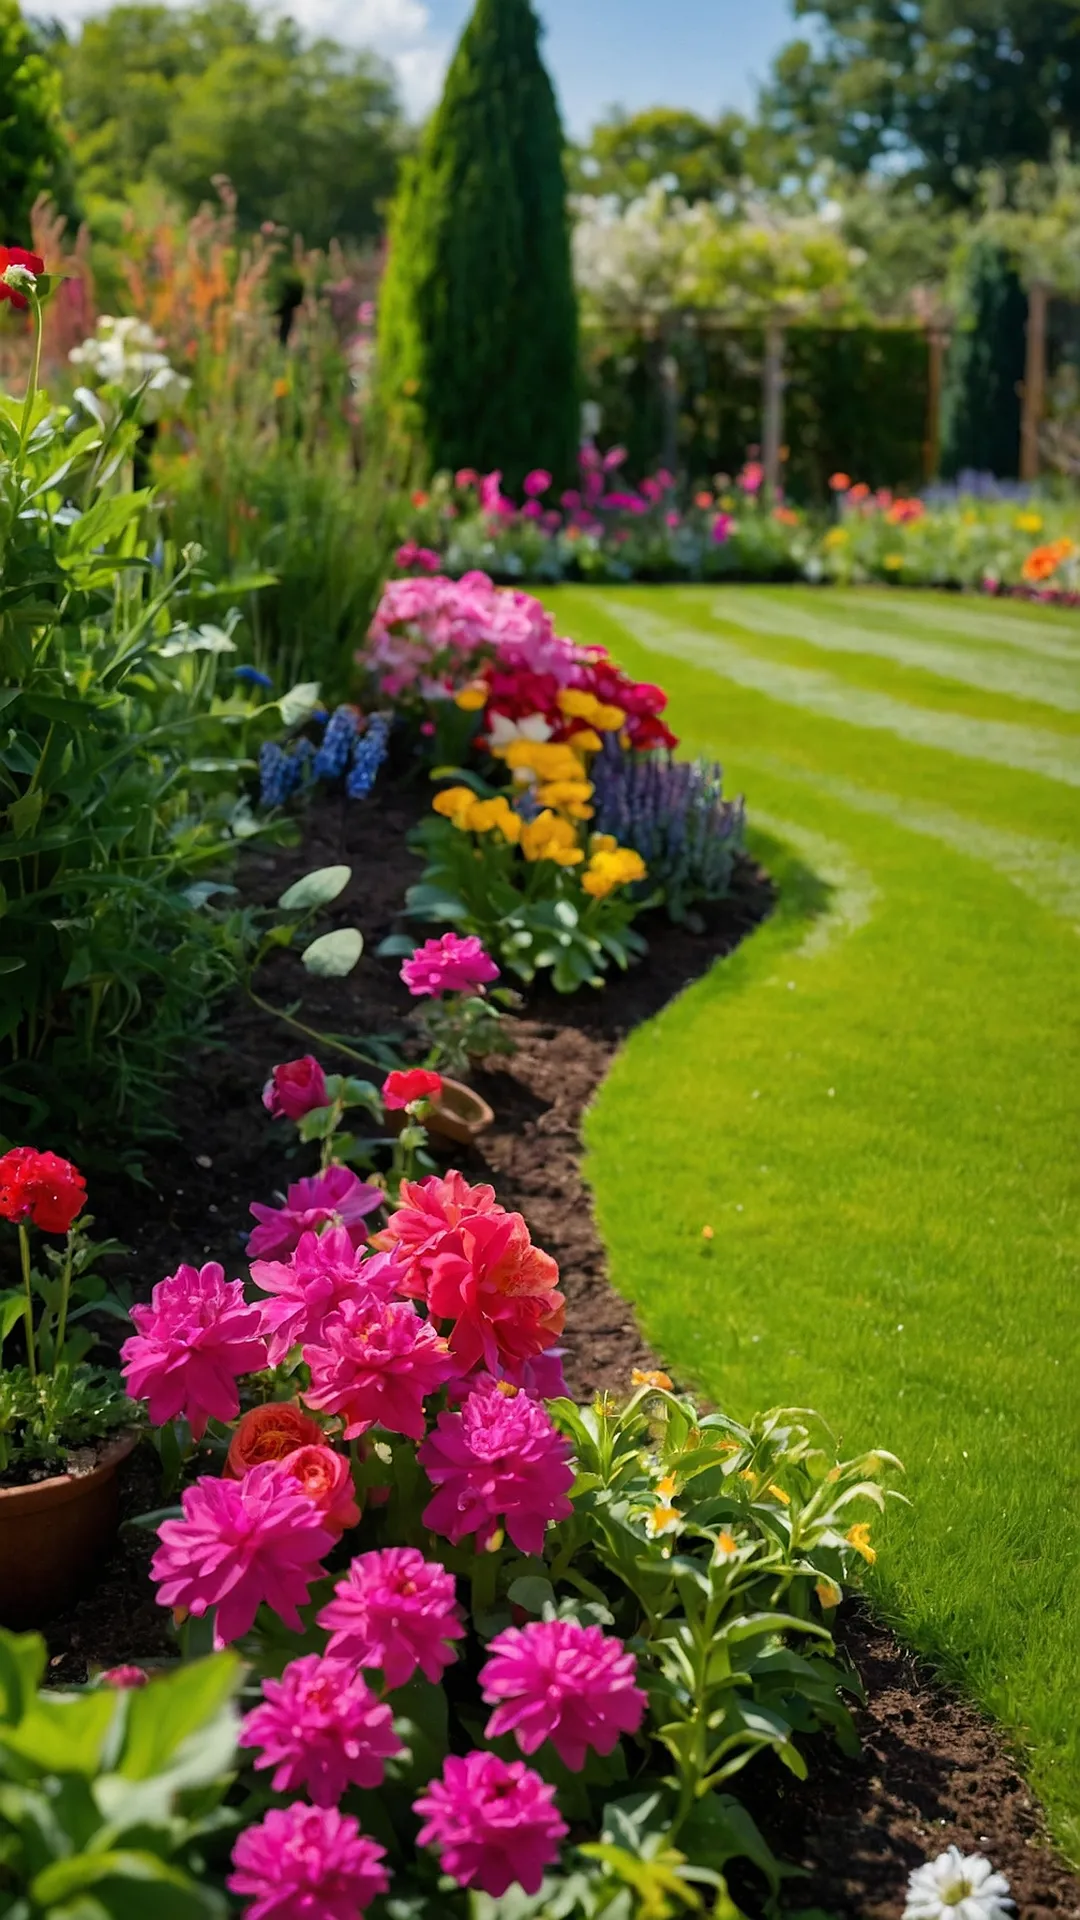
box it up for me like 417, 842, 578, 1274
903, 1846, 1013, 1920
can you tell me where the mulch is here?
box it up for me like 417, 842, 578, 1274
35, 777, 1080, 1918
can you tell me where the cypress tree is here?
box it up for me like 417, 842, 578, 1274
940, 239, 1027, 480
376, 0, 579, 491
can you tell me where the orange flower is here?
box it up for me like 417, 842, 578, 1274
773, 506, 799, 526
631, 1367, 673, 1391
828, 472, 851, 492
1022, 538, 1075, 582
694, 490, 714, 508
281, 1443, 361, 1534
848, 482, 870, 503
225, 1402, 323, 1478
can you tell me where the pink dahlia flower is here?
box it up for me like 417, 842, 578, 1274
480, 1619, 647, 1769
251, 1229, 401, 1363
228, 1803, 388, 1920
372, 1170, 502, 1299
97, 1665, 149, 1688
414, 1750, 567, 1897
303, 1297, 456, 1440
150, 1463, 334, 1645
400, 932, 500, 998
239, 1654, 401, 1805
318, 1545, 464, 1689
426, 1209, 566, 1373
262, 1055, 329, 1122
121, 1263, 268, 1440
247, 1166, 383, 1260
418, 1378, 575, 1554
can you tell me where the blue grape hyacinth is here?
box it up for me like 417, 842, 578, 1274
346, 712, 392, 799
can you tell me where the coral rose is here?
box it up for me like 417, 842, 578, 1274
282, 1445, 361, 1534
225, 1403, 323, 1478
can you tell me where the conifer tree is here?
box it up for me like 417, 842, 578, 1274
377, 0, 578, 490
940, 240, 1027, 480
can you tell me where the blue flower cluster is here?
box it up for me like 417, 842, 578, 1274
258, 707, 393, 810
590, 734, 745, 921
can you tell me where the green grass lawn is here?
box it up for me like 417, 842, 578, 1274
543, 584, 1080, 1858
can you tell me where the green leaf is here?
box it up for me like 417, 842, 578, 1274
116, 1654, 241, 1781
0, 958, 24, 975
278, 681, 321, 727
301, 928, 363, 977
31, 1850, 226, 1920
507, 1576, 557, 1616
7, 790, 43, 838
0, 1290, 27, 1350
278, 865, 351, 912
0, 1629, 47, 1726
0, 1690, 119, 1775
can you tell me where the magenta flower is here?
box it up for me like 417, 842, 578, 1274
418, 1378, 575, 1554
318, 1546, 464, 1688
712, 511, 734, 546
150, 1463, 334, 1645
400, 932, 500, 998
523, 468, 552, 497
97, 1665, 149, 1688
480, 1619, 647, 1769
262, 1055, 329, 1122
414, 1751, 567, 1897
239, 1654, 401, 1805
247, 1166, 383, 1259
121, 1263, 268, 1440
303, 1297, 457, 1440
251, 1229, 401, 1363
228, 1804, 389, 1920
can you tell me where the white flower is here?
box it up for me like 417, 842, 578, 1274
1, 262, 37, 294
904, 1847, 1013, 1920
488, 711, 553, 752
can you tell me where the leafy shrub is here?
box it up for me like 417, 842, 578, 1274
590, 736, 746, 924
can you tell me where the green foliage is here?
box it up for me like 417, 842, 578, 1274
377, 0, 579, 492
0, 1364, 131, 1472
571, 106, 777, 206
940, 240, 1026, 479
0, 1628, 240, 1918
58, 0, 404, 242
763, 0, 1080, 198
0, 0, 68, 232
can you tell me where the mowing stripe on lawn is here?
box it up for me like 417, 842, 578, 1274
541, 584, 1080, 1861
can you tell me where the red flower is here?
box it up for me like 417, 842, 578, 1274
382, 1069, 443, 1111
0, 1147, 86, 1234
262, 1055, 329, 1122
0, 247, 45, 311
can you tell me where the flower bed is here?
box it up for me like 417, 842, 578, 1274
389, 458, 1080, 598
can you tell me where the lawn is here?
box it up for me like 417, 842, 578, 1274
544, 584, 1080, 1858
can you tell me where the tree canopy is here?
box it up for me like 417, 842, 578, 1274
1, 0, 68, 236
58, 0, 404, 244
571, 105, 780, 204
763, 0, 1080, 199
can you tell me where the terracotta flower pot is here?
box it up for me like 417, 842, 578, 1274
389, 1076, 494, 1149
0, 1431, 139, 1629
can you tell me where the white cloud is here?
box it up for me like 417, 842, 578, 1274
50, 0, 451, 116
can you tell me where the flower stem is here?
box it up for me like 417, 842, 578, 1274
55, 1234, 74, 1361
18, 1225, 36, 1379
246, 986, 385, 1071
19, 293, 43, 451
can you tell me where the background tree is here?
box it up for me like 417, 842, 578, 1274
0, 0, 68, 235
571, 105, 780, 204
940, 238, 1027, 477
764, 0, 1080, 199
376, 0, 578, 491
58, 0, 403, 244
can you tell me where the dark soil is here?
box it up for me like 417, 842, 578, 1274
35, 779, 1080, 1918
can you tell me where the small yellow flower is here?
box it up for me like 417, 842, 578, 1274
272, 376, 290, 400
520, 810, 584, 865
962, 509, 978, 525
582, 846, 648, 899
646, 1503, 682, 1537
631, 1367, 673, 1391
432, 785, 478, 828
815, 1577, 842, 1609
573, 728, 605, 753
558, 688, 627, 732
883, 553, 903, 571
468, 796, 522, 841
1015, 511, 1043, 533
738, 1468, 755, 1486
500, 740, 585, 784
402, 376, 420, 397
826, 1466, 841, 1484
535, 778, 595, 820
655, 1473, 678, 1499
454, 684, 487, 712
718, 1438, 741, 1456
767, 1483, 791, 1505
823, 527, 848, 550
701, 1224, 714, 1241
846, 1522, 876, 1565
714, 1531, 739, 1562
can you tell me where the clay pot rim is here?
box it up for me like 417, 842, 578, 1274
0, 1430, 140, 1514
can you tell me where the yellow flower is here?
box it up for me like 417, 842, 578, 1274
582, 846, 648, 899
535, 778, 595, 820
500, 739, 586, 784
272, 376, 290, 400
646, 1503, 682, 1537
655, 1473, 678, 1499
717, 1438, 741, 1456
962, 509, 978, 525
432, 786, 478, 829
631, 1367, 673, 1391
714, 1531, 739, 1562
571, 728, 604, 753
738, 1469, 755, 1486
454, 684, 488, 712
520, 810, 584, 866
590, 833, 618, 856
846, 1522, 876, 1565
767, 1483, 791, 1505
815, 1577, 842, 1609
1015, 511, 1043, 533
468, 796, 522, 842
823, 527, 848, 550
883, 553, 903, 571
557, 688, 626, 732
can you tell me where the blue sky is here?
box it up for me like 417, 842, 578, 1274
49, 0, 800, 131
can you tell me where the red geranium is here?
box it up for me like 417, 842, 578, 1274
382, 1069, 443, 1111
0, 1147, 86, 1234
0, 247, 45, 311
